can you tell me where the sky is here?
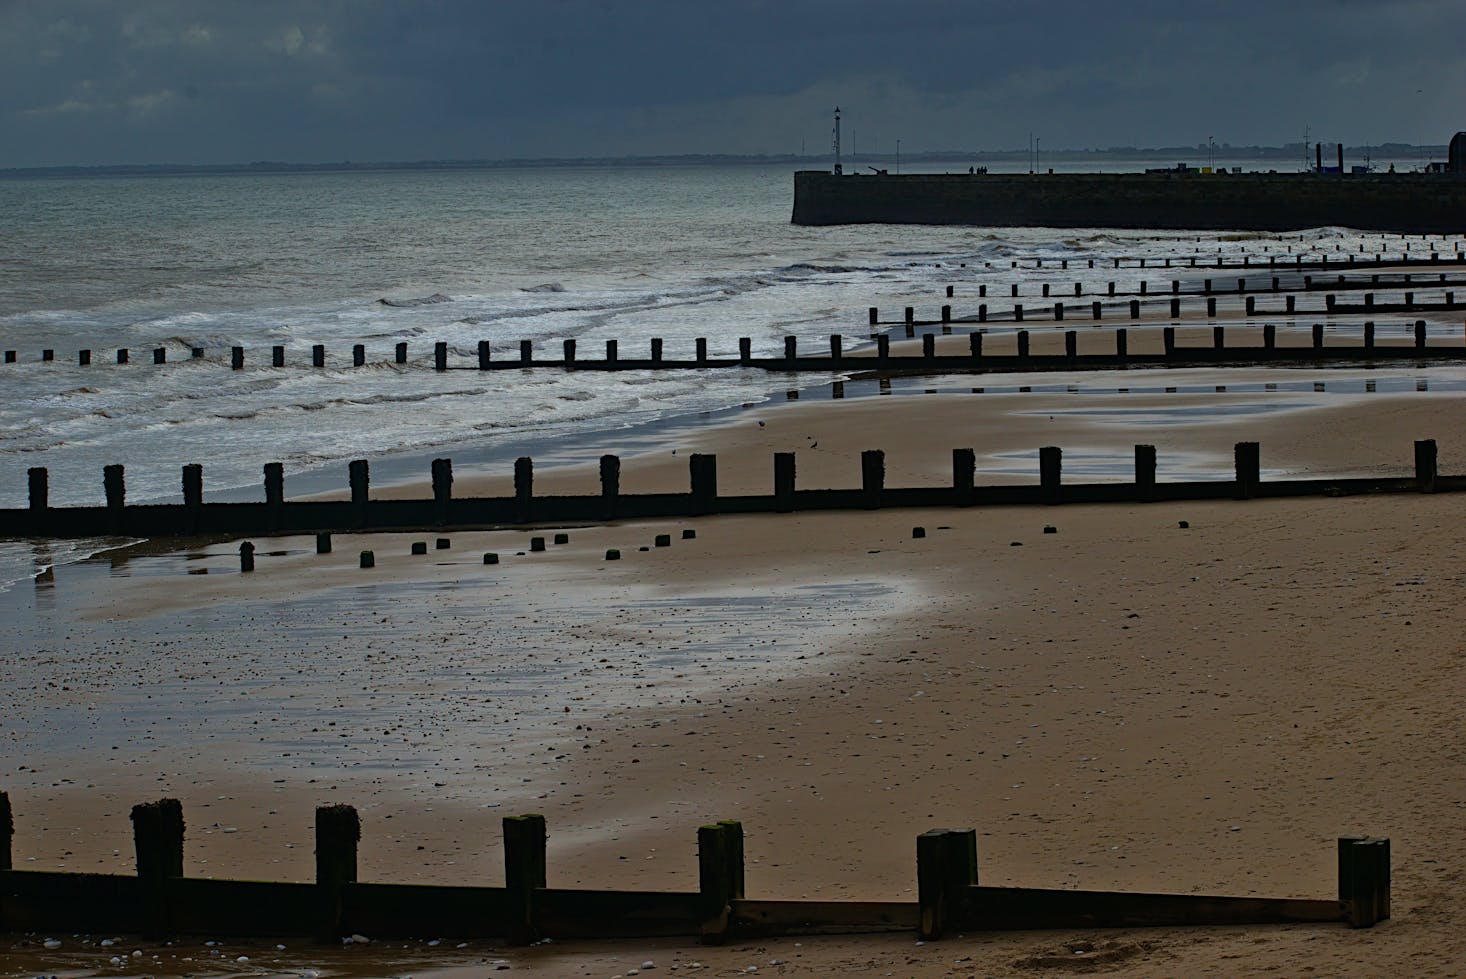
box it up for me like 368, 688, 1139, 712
2, 0, 1464, 168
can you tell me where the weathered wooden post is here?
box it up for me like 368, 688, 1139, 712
1263, 323, 1276, 349
315, 804, 360, 942
1207, 297, 1217, 318
1016, 330, 1030, 358
1214, 325, 1226, 349
869, 307, 878, 326
774, 452, 797, 512
0, 790, 11, 872
690, 453, 718, 515
979, 284, 987, 297
1108, 281, 1116, 296
946, 285, 954, 298
1338, 836, 1390, 928
563, 338, 577, 368
1054, 302, 1064, 321
600, 454, 620, 517
27, 467, 47, 512
269, 345, 284, 367
1042, 283, 1050, 297
431, 457, 453, 524
876, 335, 890, 363
917, 828, 977, 941
520, 339, 534, 365
1163, 327, 1176, 357
132, 798, 185, 939
1313, 323, 1325, 348
1064, 330, 1077, 359
181, 464, 203, 533
969, 332, 983, 361
1129, 299, 1140, 319
1135, 444, 1157, 502
1415, 320, 1427, 348
904, 306, 914, 327
978, 303, 987, 322
117, 348, 129, 364
153, 347, 166, 364
316, 532, 332, 554
349, 459, 369, 529
504, 814, 547, 945
1286, 295, 1296, 314
830, 334, 843, 361
78, 348, 91, 366
1245, 296, 1256, 316
1170, 298, 1180, 318
1234, 441, 1260, 500
260, 462, 285, 533
952, 448, 975, 500
1040, 446, 1062, 504
1415, 438, 1437, 493
104, 464, 125, 531
395, 341, 408, 364
698, 822, 742, 945
1092, 300, 1102, 320
434, 341, 448, 372
1363, 322, 1375, 348
506, 455, 533, 522
784, 335, 797, 364
738, 337, 751, 365
239, 541, 255, 573
1116, 328, 1128, 359
923, 334, 936, 358
696, 337, 708, 365
941, 304, 951, 324
312, 344, 325, 368
1014, 303, 1024, 322
359, 550, 374, 568
229, 346, 243, 370
477, 339, 491, 369
861, 449, 885, 508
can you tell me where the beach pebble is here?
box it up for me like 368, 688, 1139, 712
237, 956, 250, 963
1043, 525, 1057, 534
43, 938, 62, 949
347, 933, 371, 944
642, 962, 655, 970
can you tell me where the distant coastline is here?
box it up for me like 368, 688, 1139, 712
0, 143, 1448, 180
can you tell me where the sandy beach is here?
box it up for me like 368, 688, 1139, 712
5, 370, 1466, 977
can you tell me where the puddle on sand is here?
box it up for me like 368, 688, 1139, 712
1, 554, 911, 804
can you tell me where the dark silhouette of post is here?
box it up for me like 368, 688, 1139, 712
600, 454, 620, 518
504, 814, 546, 945
774, 452, 796, 512
515, 457, 533, 522
917, 828, 977, 940
28, 467, 47, 512
349, 459, 369, 529
431, 458, 453, 525
861, 449, 885, 508
315, 804, 360, 942
132, 798, 184, 939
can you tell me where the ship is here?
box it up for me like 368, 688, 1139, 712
791, 127, 1466, 234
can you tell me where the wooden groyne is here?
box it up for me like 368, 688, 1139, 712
0, 792, 1391, 943
4, 439, 1453, 539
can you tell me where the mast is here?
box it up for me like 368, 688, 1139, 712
832, 107, 842, 174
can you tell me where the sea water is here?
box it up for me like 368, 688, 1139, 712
0, 162, 1441, 540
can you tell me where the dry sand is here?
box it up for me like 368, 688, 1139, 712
5, 377, 1466, 977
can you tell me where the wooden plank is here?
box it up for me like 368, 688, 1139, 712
168, 878, 317, 936
956, 885, 1345, 930
0, 869, 145, 933
732, 899, 918, 936
344, 882, 511, 939
537, 888, 701, 939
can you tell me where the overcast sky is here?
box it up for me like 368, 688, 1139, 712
3, 0, 1463, 167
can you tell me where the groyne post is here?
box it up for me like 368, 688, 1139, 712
784, 336, 797, 364
435, 342, 448, 372
1207, 297, 1217, 317
600, 454, 620, 517
1170, 298, 1180, 319
876, 335, 890, 364
1415, 439, 1437, 493
1214, 326, 1226, 349
1264, 324, 1276, 349
227, 346, 241, 370
1415, 321, 1427, 348
563, 338, 577, 368
606, 339, 618, 363
969, 333, 983, 361
353, 344, 365, 367
395, 341, 408, 365
479, 340, 492, 369
0, 790, 11, 871
117, 348, 129, 364
153, 347, 166, 364
239, 541, 255, 573
515, 457, 534, 522
696, 338, 708, 365
263, 462, 285, 530
923, 335, 936, 358
738, 338, 752, 365
917, 828, 978, 941
132, 798, 185, 939
182, 464, 203, 533
315, 804, 360, 943
942, 304, 952, 324
869, 307, 878, 326
1163, 327, 1176, 357
1054, 302, 1064, 322
1235, 442, 1260, 500
312, 344, 325, 368
952, 448, 975, 499
690, 453, 718, 515
699, 821, 743, 945
861, 449, 885, 508
830, 335, 843, 361
1135, 444, 1157, 502
272, 345, 285, 367
521, 340, 534, 365
1313, 324, 1325, 348
1017, 330, 1030, 359
1014, 303, 1023, 322
905, 307, 914, 327
104, 464, 125, 531
27, 467, 47, 511
1092, 300, 1102, 320
774, 452, 797, 512
1363, 322, 1375, 348
1246, 297, 1256, 316
1040, 446, 1062, 504
317, 532, 332, 554
349, 459, 369, 529
1064, 330, 1077, 359
431, 457, 453, 525
1129, 300, 1140, 319
504, 814, 547, 945
1339, 837, 1391, 928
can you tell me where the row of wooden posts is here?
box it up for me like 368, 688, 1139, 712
4, 318, 1462, 377
6, 438, 1451, 540
0, 793, 1391, 942
923, 271, 1463, 301
965, 249, 1464, 272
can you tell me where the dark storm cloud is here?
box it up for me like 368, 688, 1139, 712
1, 0, 1462, 167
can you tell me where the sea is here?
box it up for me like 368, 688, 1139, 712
0, 159, 1435, 585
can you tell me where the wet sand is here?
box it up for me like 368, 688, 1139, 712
7, 298, 1466, 975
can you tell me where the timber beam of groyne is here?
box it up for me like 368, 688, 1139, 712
4, 439, 1453, 540
0, 791, 1390, 942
